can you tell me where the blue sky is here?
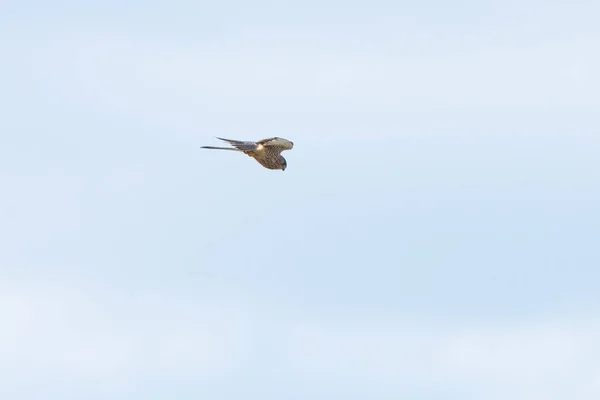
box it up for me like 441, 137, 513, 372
1, 1, 599, 399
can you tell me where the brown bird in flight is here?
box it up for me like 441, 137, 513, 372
201, 137, 294, 171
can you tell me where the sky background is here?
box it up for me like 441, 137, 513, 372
1, 1, 599, 399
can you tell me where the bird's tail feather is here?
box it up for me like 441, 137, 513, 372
200, 146, 242, 151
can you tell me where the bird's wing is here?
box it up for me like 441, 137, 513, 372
213, 137, 259, 151
256, 137, 294, 151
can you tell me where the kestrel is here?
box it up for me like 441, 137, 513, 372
201, 137, 294, 171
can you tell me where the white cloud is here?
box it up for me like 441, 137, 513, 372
0, 278, 254, 385
1, 277, 599, 399
281, 317, 600, 399
66, 34, 598, 113
0, 173, 83, 253
11, 1, 596, 127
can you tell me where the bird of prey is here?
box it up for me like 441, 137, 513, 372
201, 137, 294, 171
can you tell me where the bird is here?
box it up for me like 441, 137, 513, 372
201, 136, 294, 171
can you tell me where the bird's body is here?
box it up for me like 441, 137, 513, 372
201, 137, 294, 171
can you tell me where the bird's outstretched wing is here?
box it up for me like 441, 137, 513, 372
256, 137, 294, 151
202, 137, 294, 153
211, 137, 259, 151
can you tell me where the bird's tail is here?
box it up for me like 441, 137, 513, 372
200, 146, 242, 151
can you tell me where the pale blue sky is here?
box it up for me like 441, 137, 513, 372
1, 1, 599, 399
